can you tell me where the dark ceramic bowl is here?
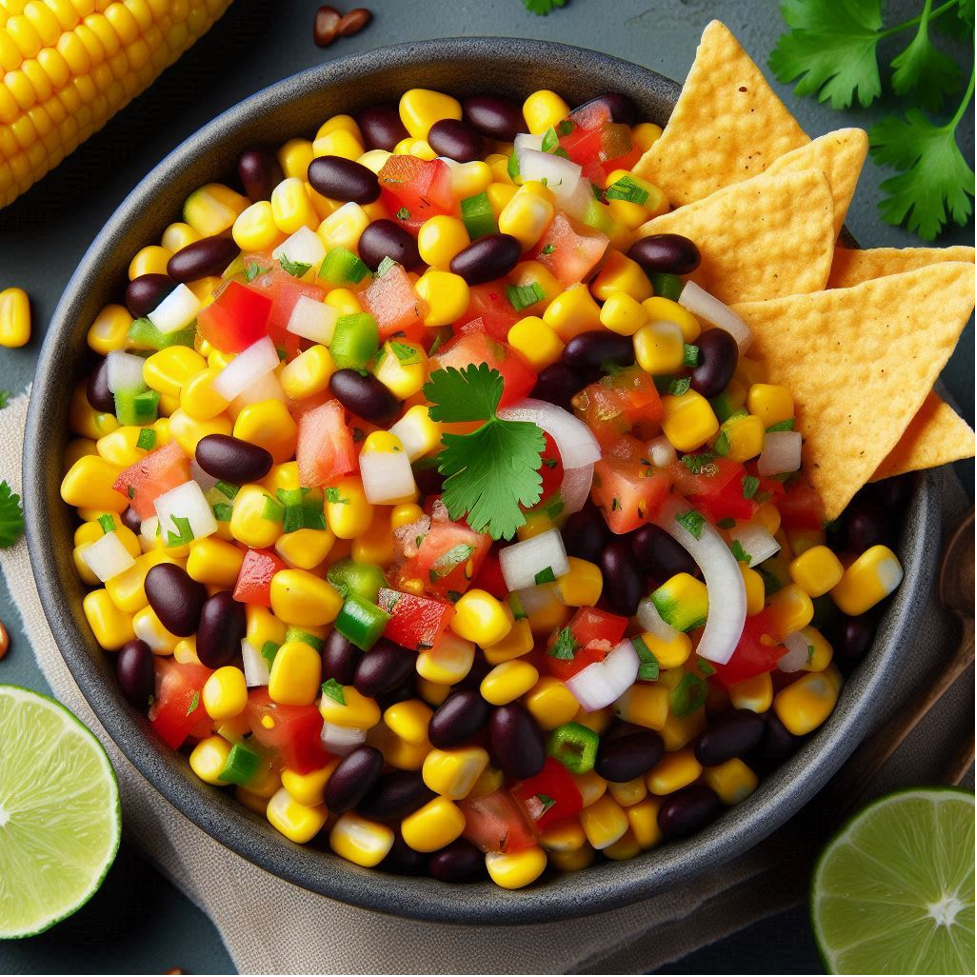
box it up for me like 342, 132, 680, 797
24, 38, 941, 924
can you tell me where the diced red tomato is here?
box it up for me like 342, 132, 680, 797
233, 548, 287, 607
536, 432, 564, 504
672, 457, 758, 523
377, 156, 455, 233
591, 436, 672, 534
511, 758, 584, 830
544, 606, 629, 680
244, 261, 326, 359
536, 213, 608, 286
296, 399, 357, 487
149, 659, 212, 750
113, 440, 191, 519
572, 366, 663, 447
196, 280, 272, 353
431, 330, 536, 408
396, 517, 491, 599
778, 481, 824, 530
360, 263, 428, 341
247, 688, 329, 773
377, 587, 454, 651
455, 282, 519, 342
459, 788, 538, 853
709, 611, 783, 688
559, 103, 638, 184
470, 547, 508, 600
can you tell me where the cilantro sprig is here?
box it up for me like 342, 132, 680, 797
0, 482, 25, 549
522, 0, 567, 14
424, 365, 546, 540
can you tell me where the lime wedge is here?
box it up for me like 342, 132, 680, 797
0, 686, 120, 938
812, 787, 975, 975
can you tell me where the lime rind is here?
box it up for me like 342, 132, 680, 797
0, 685, 121, 939
811, 787, 975, 975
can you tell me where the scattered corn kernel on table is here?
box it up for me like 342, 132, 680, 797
0, 0, 972, 973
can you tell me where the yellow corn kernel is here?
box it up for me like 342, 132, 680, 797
416, 215, 469, 270
131, 602, 182, 655
574, 705, 615, 736
274, 527, 335, 571
597, 291, 647, 337
233, 399, 298, 465
316, 115, 363, 144
737, 564, 764, 617
661, 389, 719, 452
312, 128, 364, 160
260, 461, 301, 496
399, 88, 462, 140
445, 159, 493, 198
400, 796, 466, 853
128, 244, 171, 280
507, 315, 564, 370
278, 345, 333, 401
548, 844, 595, 873
612, 683, 670, 731
276, 137, 313, 180
659, 706, 706, 752
371, 723, 431, 770
387, 404, 442, 464
202, 665, 248, 720
591, 251, 653, 303
483, 618, 534, 665
642, 296, 700, 343
524, 589, 570, 634
485, 845, 548, 889
522, 89, 571, 134
269, 570, 342, 629
831, 545, 903, 616
542, 284, 601, 341
64, 438, 98, 474
421, 746, 489, 800
704, 758, 759, 805
82, 589, 135, 650
579, 794, 629, 850
168, 409, 231, 457
319, 685, 381, 730
626, 796, 663, 849
747, 384, 794, 428
572, 769, 608, 807
552, 557, 602, 608
486, 180, 517, 215
183, 184, 250, 237
383, 699, 432, 746
633, 319, 685, 374
416, 678, 451, 708
766, 583, 815, 639
729, 672, 773, 713
329, 811, 394, 866
186, 536, 244, 587
358, 148, 392, 173
416, 633, 475, 686
498, 184, 554, 251
161, 222, 201, 253
800, 626, 833, 672
270, 177, 317, 234
280, 758, 340, 808
233, 200, 285, 252
245, 605, 287, 652
509, 261, 561, 314
229, 484, 283, 549
774, 667, 841, 735
60, 455, 125, 513
539, 818, 587, 852
785, 528, 824, 557
374, 340, 427, 400
188, 735, 231, 786
632, 122, 663, 152
646, 630, 694, 670
350, 509, 395, 567
0, 286, 30, 348
390, 503, 424, 531
605, 168, 669, 219
647, 748, 702, 795
603, 829, 642, 861
719, 414, 766, 463
87, 304, 131, 355
609, 776, 648, 808
479, 660, 539, 706
267, 786, 327, 843
317, 201, 370, 253
68, 381, 118, 440
267, 639, 322, 706
517, 512, 556, 541
104, 550, 175, 614
413, 269, 470, 327
789, 545, 844, 599
756, 503, 782, 538
142, 346, 206, 399
523, 676, 579, 731
450, 589, 512, 647
325, 476, 373, 539
95, 426, 148, 468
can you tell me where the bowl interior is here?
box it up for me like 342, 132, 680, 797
24, 37, 942, 924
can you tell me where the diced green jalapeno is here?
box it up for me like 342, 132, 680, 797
335, 593, 392, 651
546, 721, 600, 774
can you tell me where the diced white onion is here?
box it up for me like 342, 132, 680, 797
241, 640, 270, 687
147, 283, 201, 335
212, 336, 279, 401
389, 407, 436, 462
272, 225, 327, 269
106, 351, 147, 393
728, 521, 781, 568
514, 582, 560, 616
498, 398, 601, 469
679, 281, 752, 352
499, 528, 570, 592
559, 463, 594, 515
139, 516, 159, 547
81, 531, 136, 582
637, 597, 680, 642
566, 638, 639, 712
227, 369, 286, 421
647, 435, 677, 469
653, 496, 746, 664
320, 721, 368, 757
778, 631, 811, 673
757, 430, 802, 476
286, 294, 339, 345
516, 147, 585, 211
514, 132, 544, 155
153, 480, 217, 544
359, 449, 417, 505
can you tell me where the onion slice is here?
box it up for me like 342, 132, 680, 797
652, 496, 746, 665
559, 463, 594, 515
212, 336, 279, 401
679, 281, 752, 352
565, 638, 639, 712
637, 597, 680, 642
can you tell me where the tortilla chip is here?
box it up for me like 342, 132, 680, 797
764, 129, 868, 240
633, 20, 809, 207
637, 168, 835, 303
732, 263, 976, 520
872, 393, 975, 481
829, 246, 977, 288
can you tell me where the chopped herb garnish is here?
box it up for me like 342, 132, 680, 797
446, 590, 462, 603
549, 626, 578, 660
633, 636, 660, 681
716, 517, 737, 530
259, 641, 280, 667
212, 503, 233, 522
714, 429, 731, 457
279, 254, 312, 278
605, 175, 649, 205
534, 565, 557, 585
766, 418, 795, 432
186, 691, 200, 716
696, 656, 716, 677
676, 509, 706, 540
522, 0, 567, 13
741, 475, 760, 500
260, 495, 284, 522
683, 344, 700, 367
807, 644, 816, 663
376, 256, 397, 277
389, 340, 422, 365
730, 540, 752, 564
506, 282, 545, 312
244, 261, 261, 282
165, 515, 194, 547
321, 678, 346, 705
670, 672, 707, 718
536, 793, 557, 813
395, 206, 411, 220
681, 452, 717, 475
215, 480, 239, 500
429, 543, 475, 582
541, 243, 557, 255
97, 514, 116, 534
668, 376, 692, 396
325, 487, 349, 505
136, 428, 157, 450
556, 119, 574, 136
540, 126, 560, 153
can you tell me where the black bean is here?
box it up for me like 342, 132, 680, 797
873, 474, 912, 511
599, 538, 644, 616
631, 524, 699, 580
116, 639, 155, 708
329, 369, 401, 425
167, 236, 240, 283
325, 746, 384, 814
831, 613, 877, 665
375, 675, 418, 712
321, 630, 362, 686
144, 564, 207, 637
125, 273, 175, 318
428, 690, 490, 749
357, 104, 409, 151
449, 234, 522, 285
380, 833, 427, 875
121, 506, 143, 535
489, 704, 545, 781
843, 495, 892, 553
357, 218, 422, 271
694, 709, 765, 767
531, 362, 584, 412
196, 591, 247, 668
750, 711, 800, 767
307, 155, 380, 204
414, 462, 445, 498
561, 504, 610, 564
595, 728, 664, 782
353, 638, 415, 698
463, 94, 524, 141
628, 234, 701, 276
690, 328, 738, 399
195, 434, 273, 483
563, 331, 634, 379
86, 358, 115, 413
657, 784, 721, 838
428, 839, 486, 882
357, 771, 435, 821
428, 119, 484, 163
238, 146, 283, 201
452, 650, 491, 693
575, 92, 637, 126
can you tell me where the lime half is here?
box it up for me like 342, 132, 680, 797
812, 787, 975, 974
0, 686, 120, 938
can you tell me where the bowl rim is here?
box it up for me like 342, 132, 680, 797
24, 35, 942, 924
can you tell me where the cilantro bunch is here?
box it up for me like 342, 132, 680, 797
770, 0, 975, 239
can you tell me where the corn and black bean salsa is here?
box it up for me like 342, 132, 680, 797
61, 87, 906, 889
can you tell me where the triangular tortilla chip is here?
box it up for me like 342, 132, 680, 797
636, 168, 835, 303
633, 20, 809, 206
872, 392, 975, 481
829, 246, 976, 288
764, 129, 868, 240
732, 263, 976, 520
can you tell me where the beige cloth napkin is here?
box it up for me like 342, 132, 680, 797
1, 389, 972, 975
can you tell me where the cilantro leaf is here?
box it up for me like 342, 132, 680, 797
890, 0, 962, 110
0, 391, 9, 410
425, 364, 506, 423
278, 254, 312, 278
0, 482, 25, 548
730, 540, 752, 564
670, 672, 708, 718
676, 509, 706, 540
549, 626, 578, 660
522, 0, 567, 14
321, 678, 346, 705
